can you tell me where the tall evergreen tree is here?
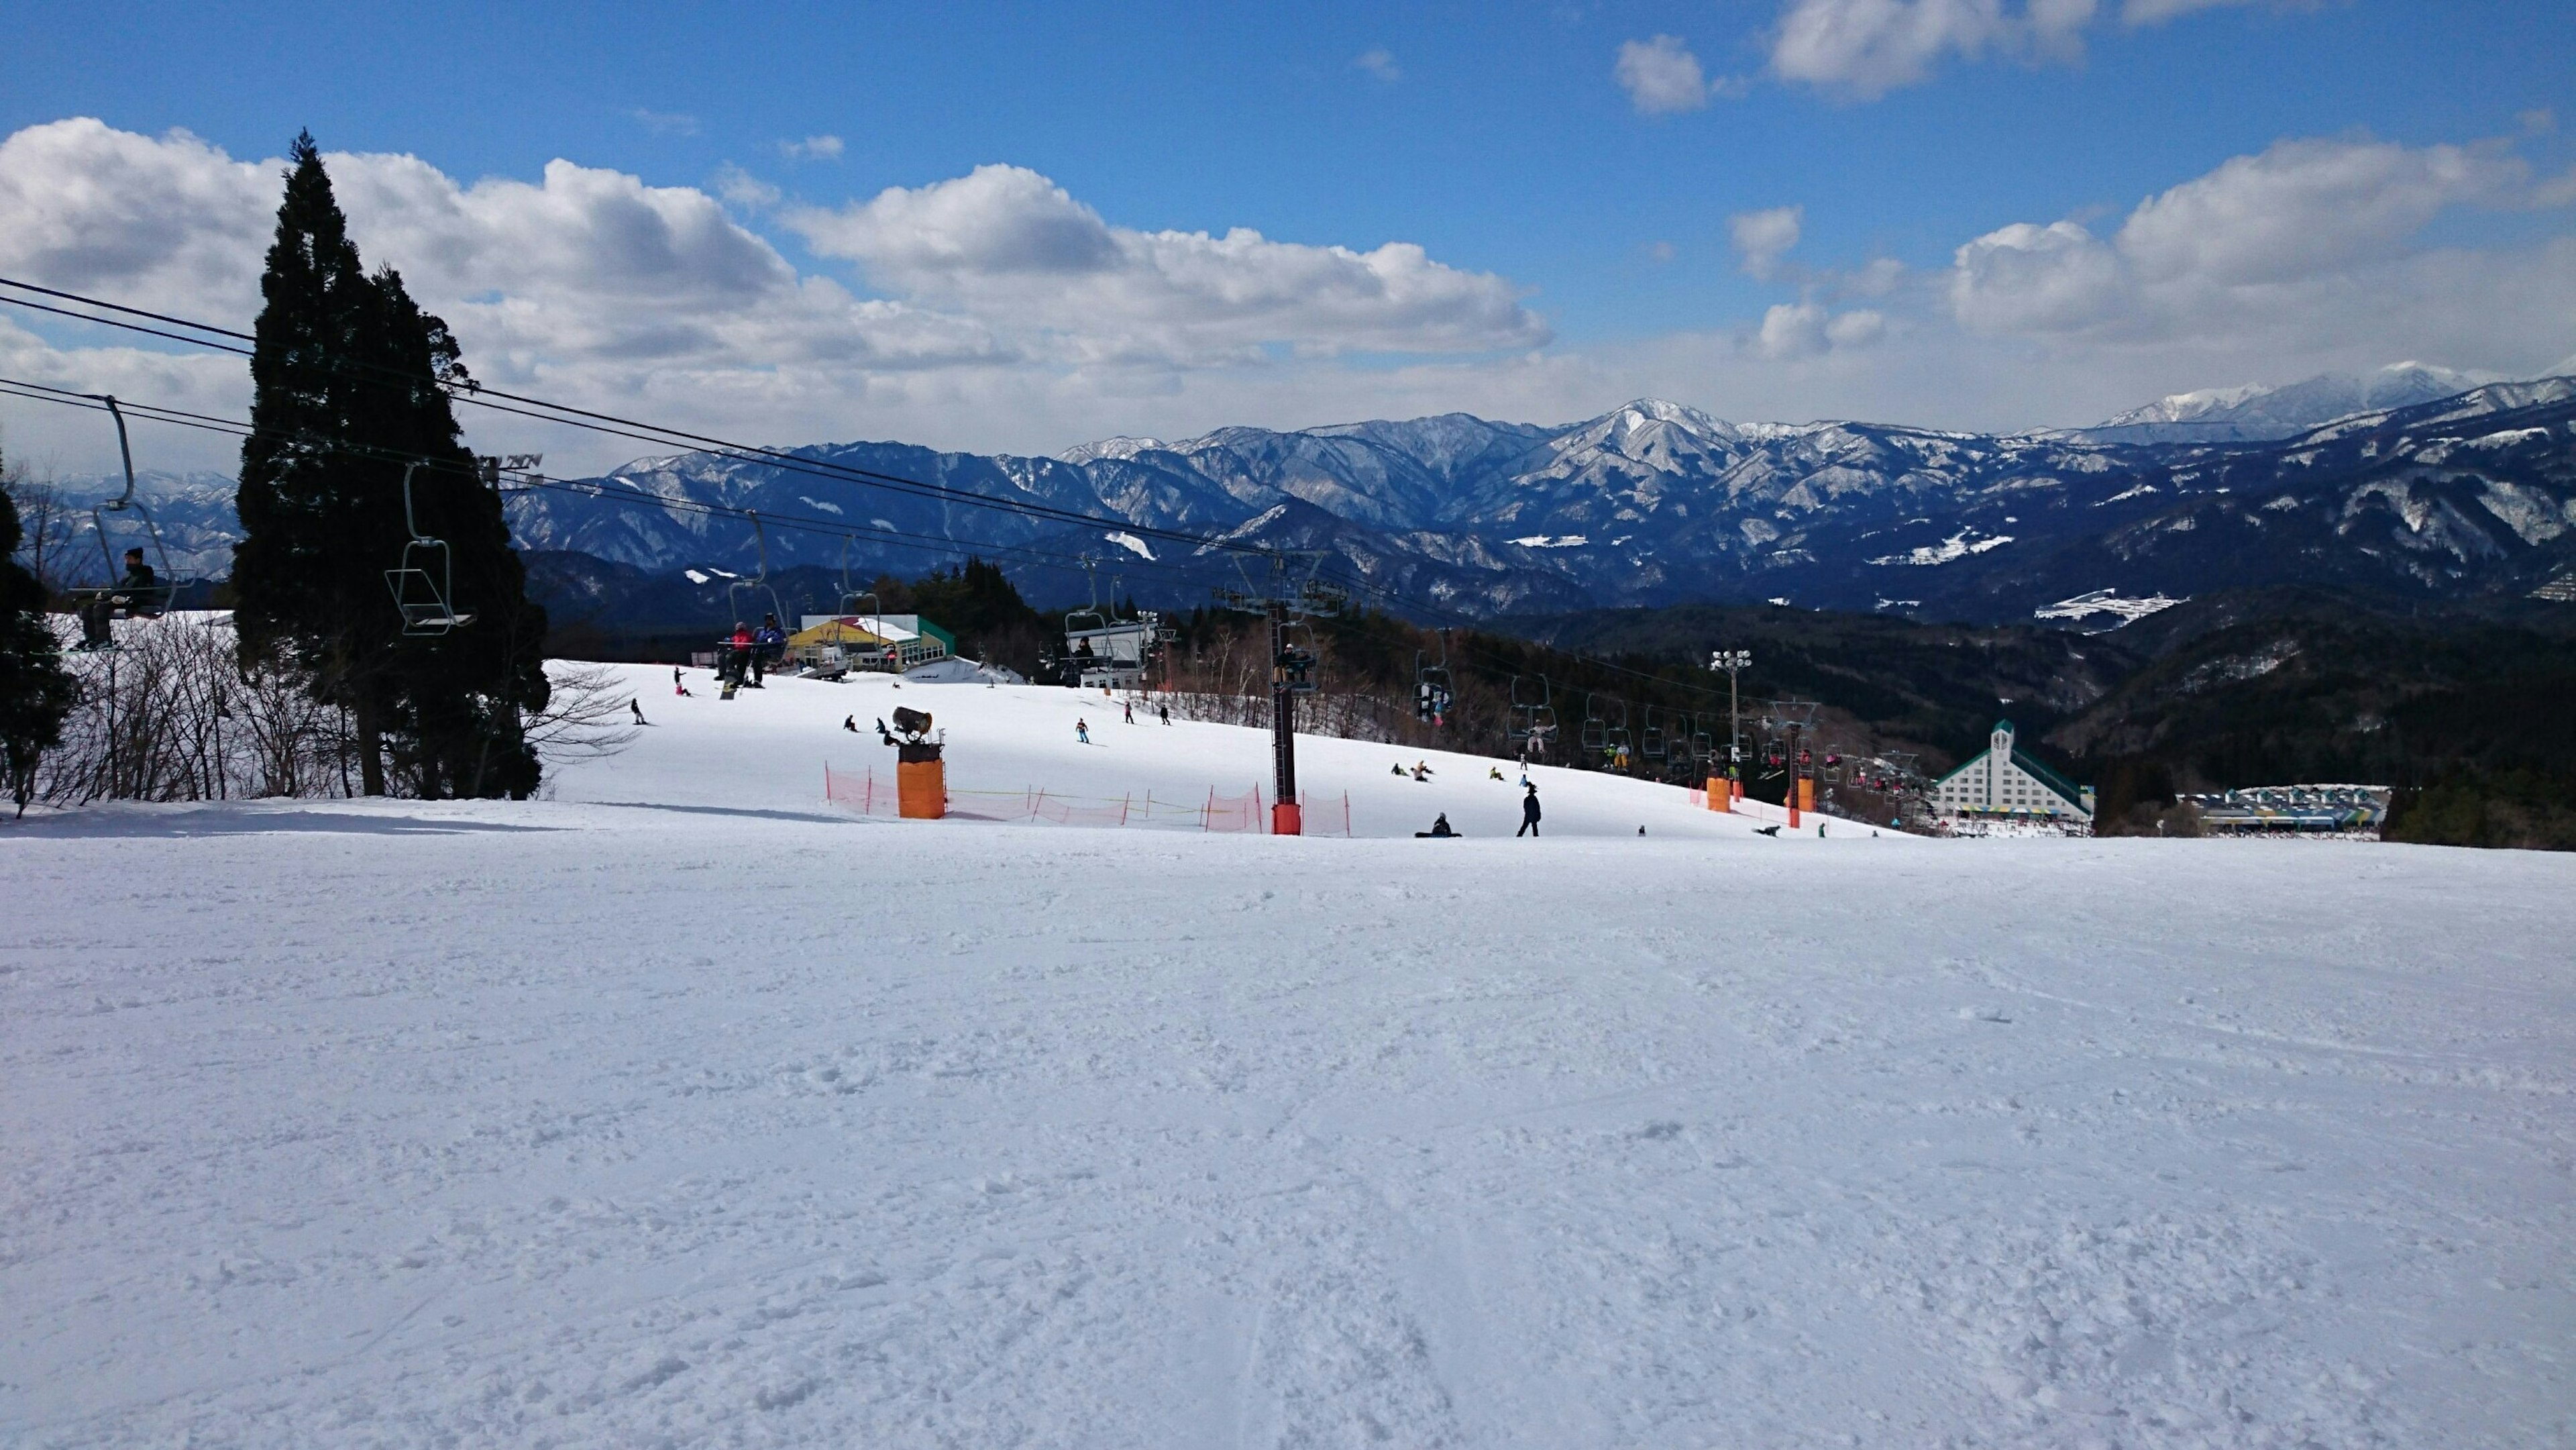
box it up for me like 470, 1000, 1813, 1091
232, 133, 548, 798
1, 459, 77, 815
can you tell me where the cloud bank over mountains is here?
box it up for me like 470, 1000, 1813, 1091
0, 115, 2567, 475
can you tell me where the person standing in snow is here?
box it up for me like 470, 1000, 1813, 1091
1157, 702, 1170, 725
1517, 783, 1542, 837
1076, 718, 1090, 744
1123, 700, 1134, 725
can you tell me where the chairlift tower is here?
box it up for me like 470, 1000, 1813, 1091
1708, 648, 1752, 779
1218, 551, 1343, 835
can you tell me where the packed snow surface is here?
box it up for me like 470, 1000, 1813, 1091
2, 664, 2571, 1447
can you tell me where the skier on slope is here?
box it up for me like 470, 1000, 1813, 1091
1517, 783, 1542, 837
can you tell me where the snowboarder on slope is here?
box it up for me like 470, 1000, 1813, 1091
1076, 719, 1090, 744
1417, 813, 1456, 838
1158, 703, 1170, 725
1123, 701, 1134, 725
630, 699, 647, 725
1517, 784, 1541, 837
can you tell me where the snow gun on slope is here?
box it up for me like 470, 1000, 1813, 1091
882, 707, 947, 819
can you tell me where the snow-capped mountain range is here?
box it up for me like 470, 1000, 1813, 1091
25, 366, 2576, 626
2076, 362, 2497, 444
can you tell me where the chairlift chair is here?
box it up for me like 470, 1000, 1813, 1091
1603, 698, 1632, 756
1578, 692, 1607, 752
83, 395, 180, 616
1640, 705, 1668, 760
383, 462, 473, 635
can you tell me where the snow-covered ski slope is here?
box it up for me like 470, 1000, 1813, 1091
3, 665, 2572, 1447
564, 662, 1789, 841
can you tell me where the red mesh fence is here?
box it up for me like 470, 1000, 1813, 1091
1296, 792, 1354, 837
830, 766, 1354, 836
1201, 786, 1264, 833
823, 763, 899, 817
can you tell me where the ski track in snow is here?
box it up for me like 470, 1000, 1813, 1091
1, 670, 2572, 1447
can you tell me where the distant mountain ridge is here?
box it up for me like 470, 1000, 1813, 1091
2078, 362, 2492, 444
29, 366, 2576, 628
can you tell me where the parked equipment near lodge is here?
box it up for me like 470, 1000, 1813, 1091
884, 705, 946, 819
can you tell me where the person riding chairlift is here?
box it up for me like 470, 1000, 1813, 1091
76, 548, 161, 650
749, 614, 785, 686
724, 621, 755, 687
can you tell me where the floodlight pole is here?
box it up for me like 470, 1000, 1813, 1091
1709, 648, 1752, 784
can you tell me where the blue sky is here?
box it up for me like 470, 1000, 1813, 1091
3, 1, 2571, 469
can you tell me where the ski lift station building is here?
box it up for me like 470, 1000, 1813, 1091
792, 613, 954, 672
1930, 720, 2096, 826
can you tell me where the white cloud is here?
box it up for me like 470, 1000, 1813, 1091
628, 109, 699, 137
780, 135, 845, 161
1352, 48, 1401, 83
1950, 219, 2129, 333
0, 121, 2566, 483
2117, 136, 2522, 286
0, 120, 1554, 472
1614, 36, 1712, 115
1754, 301, 1886, 358
2121, 0, 2260, 23
786, 164, 1548, 363
713, 164, 782, 209
1951, 136, 2542, 338
1768, 0, 2100, 97
1729, 205, 1804, 279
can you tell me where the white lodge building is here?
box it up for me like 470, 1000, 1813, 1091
1931, 720, 2096, 825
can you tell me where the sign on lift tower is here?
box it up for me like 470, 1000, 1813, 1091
1218, 552, 1344, 836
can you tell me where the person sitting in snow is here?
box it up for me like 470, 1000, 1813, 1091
1391, 763, 1406, 776
843, 715, 859, 733
1489, 766, 1505, 781
1417, 813, 1456, 838
1410, 763, 1430, 781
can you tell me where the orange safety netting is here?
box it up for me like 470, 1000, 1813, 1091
828, 766, 1352, 835
1201, 786, 1264, 833
823, 763, 900, 817
1295, 792, 1354, 838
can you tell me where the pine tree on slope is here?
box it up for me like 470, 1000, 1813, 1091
0, 464, 77, 815
231, 133, 547, 797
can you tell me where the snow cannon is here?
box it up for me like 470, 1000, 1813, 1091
884, 707, 945, 819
